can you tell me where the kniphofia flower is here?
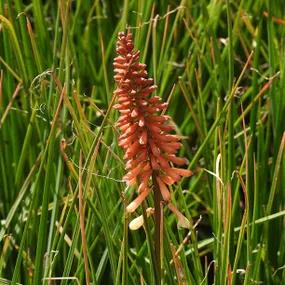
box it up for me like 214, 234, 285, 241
113, 31, 192, 228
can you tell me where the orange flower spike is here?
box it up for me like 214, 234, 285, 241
113, 31, 192, 222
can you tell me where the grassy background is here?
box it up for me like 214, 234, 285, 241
0, 0, 285, 284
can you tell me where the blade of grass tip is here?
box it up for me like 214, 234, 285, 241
96, 248, 109, 283
26, 16, 43, 73
79, 151, 90, 285
14, 1, 35, 79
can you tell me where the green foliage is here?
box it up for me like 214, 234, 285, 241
0, 0, 284, 284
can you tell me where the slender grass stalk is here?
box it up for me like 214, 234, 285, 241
78, 152, 90, 285
153, 172, 163, 284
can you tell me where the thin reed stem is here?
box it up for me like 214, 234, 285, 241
153, 172, 163, 285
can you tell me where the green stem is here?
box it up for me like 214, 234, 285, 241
152, 172, 162, 285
